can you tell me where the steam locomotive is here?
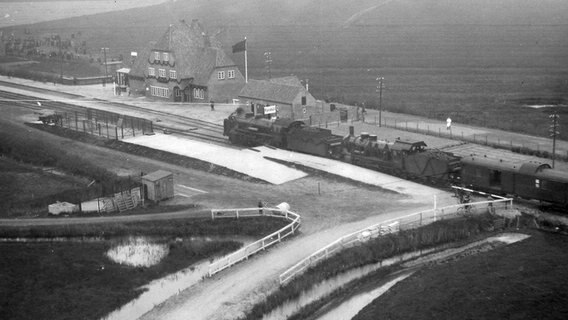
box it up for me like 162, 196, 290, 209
223, 113, 568, 207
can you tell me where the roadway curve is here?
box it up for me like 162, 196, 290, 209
139, 207, 431, 320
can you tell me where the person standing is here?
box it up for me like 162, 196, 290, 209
258, 200, 264, 214
210, 100, 215, 111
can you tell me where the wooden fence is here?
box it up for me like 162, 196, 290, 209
58, 107, 153, 140
278, 195, 513, 285
207, 206, 301, 277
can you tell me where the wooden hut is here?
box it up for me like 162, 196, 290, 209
141, 170, 174, 202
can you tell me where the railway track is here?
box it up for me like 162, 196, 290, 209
0, 89, 228, 144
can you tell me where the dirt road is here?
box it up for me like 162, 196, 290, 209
140, 206, 434, 320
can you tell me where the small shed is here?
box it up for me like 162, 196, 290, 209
141, 170, 174, 202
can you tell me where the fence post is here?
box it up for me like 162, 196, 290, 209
211, 210, 215, 220
236, 210, 239, 219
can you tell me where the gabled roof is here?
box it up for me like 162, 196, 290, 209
239, 79, 304, 104
130, 19, 236, 84
142, 170, 172, 182
269, 76, 304, 87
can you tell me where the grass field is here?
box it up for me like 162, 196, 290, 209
0, 239, 239, 320
353, 230, 568, 320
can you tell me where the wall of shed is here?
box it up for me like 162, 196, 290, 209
142, 175, 174, 202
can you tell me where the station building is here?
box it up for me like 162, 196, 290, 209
238, 76, 318, 120
128, 19, 245, 103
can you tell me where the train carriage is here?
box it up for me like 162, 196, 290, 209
461, 156, 568, 206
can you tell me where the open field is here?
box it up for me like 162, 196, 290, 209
353, 229, 568, 320
0, 0, 169, 29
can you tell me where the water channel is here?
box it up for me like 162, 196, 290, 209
262, 233, 530, 320
315, 271, 415, 320
99, 235, 254, 320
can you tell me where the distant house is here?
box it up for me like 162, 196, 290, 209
128, 19, 245, 103
238, 76, 317, 120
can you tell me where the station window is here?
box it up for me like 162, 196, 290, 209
169, 70, 176, 79
154, 51, 160, 61
158, 69, 166, 78
535, 179, 540, 189
217, 71, 225, 80
193, 88, 205, 99
148, 67, 155, 76
228, 69, 235, 79
150, 86, 169, 98
163, 52, 169, 62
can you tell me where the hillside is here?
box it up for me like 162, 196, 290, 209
3, 0, 568, 137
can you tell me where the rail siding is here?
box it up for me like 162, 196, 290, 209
207, 207, 301, 277
278, 197, 513, 284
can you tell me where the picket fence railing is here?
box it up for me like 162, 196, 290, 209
207, 206, 301, 277
278, 196, 513, 285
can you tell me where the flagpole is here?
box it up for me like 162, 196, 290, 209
244, 37, 248, 83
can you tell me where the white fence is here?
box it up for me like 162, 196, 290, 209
207, 206, 301, 277
278, 196, 513, 285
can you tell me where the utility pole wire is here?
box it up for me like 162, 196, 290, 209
376, 76, 384, 127
101, 47, 109, 87
549, 113, 560, 168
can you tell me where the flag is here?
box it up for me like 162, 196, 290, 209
232, 39, 246, 53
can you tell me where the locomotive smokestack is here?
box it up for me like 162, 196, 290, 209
349, 126, 354, 136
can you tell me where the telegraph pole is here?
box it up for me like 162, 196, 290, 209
549, 113, 560, 168
101, 47, 109, 87
264, 51, 272, 79
376, 76, 384, 127
59, 38, 63, 81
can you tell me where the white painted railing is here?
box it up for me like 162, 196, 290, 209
278, 196, 513, 285
207, 207, 301, 277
